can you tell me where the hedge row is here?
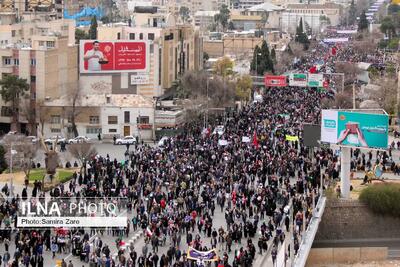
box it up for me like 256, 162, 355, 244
359, 183, 400, 218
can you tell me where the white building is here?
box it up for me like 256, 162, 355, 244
194, 11, 219, 30
281, 3, 343, 34
41, 94, 155, 140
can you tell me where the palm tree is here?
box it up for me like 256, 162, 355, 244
0, 75, 30, 132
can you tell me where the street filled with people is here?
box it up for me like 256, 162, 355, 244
0, 27, 395, 267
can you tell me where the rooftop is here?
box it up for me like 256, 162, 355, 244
286, 3, 342, 9
246, 2, 284, 12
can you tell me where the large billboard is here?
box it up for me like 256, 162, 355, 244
80, 40, 149, 73
289, 73, 307, 87
264, 75, 287, 87
321, 110, 388, 149
308, 74, 324, 87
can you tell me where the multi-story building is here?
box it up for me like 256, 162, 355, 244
0, 0, 61, 24
41, 94, 156, 140
242, 3, 284, 29
0, 19, 78, 134
194, 11, 219, 31
281, 3, 343, 34
80, 10, 203, 98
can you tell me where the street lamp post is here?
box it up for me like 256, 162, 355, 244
9, 143, 17, 198
255, 52, 262, 76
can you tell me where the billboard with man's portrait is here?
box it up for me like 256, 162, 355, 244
80, 40, 149, 73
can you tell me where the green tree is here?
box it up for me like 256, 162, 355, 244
358, 11, 369, 32
179, 6, 190, 23
235, 75, 252, 102
348, 0, 357, 25
89, 16, 98, 39
380, 16, 396, 39
214, 5, 230, 31
228, 21, 235, 30
250, 41, 274, 75
75, 28, 89, 44
270, 48, 277, 64
0, 75, 29, 132
250, 45, 261, 74
295, 18, 310, 50
0, 145, 7, 174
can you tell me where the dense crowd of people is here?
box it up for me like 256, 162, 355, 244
0, 26, 393, 267
0, 84, 337, 267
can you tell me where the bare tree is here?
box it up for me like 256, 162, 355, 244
66, 85, 82, 137
68, 142, 97, 174
2, 134, 36, 183
38, 135, 60, 186
335, 62, 361, 85
37, 101, 51, 137
20, 97, 37, 136
334, 92, 353, 109
288, 41, 306, 59
372, 77, 397, 114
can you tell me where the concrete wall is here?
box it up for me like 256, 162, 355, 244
315, 199, 400, 242
306, 247, 388, 266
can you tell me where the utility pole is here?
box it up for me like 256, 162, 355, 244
352, 82, 356, 109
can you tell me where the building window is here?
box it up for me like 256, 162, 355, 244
1, 106, 12, 117
89, 116, 99, 124
137, 116, 149, 124
3, 58, 11, 65
129, 33, 135, 40
46, 41, 55, 48
139, 33, 143, 40
150, 44, 154, 54
30, 76, 36, 82
50, 115, 61, 124
86, 127, 102, 134
117, 32, 121, 39
124, 111, 130, 123
11, 30, 15, 37
108, 116, 118, 124
148, 33, 155, 40
51, 128, 61, 133
106, 96, 110, 103
13, 59, 19, 66
30, 59, 36, 66
39, 41, 45, 47
109, 128, 117, 133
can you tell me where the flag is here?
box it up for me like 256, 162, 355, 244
146, 227, 153, 237
309, 66, 317, 73
252, 130, 259, 148
331, 46, 337, 56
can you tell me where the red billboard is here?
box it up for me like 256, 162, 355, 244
264, 75, 287, 87
80, 40, 148, 73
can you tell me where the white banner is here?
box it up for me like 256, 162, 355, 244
336, 30, 357, 34
321, 110, 338, 144
323, 38, 349, 43
17, 216, 127, 227
131, 74, 150, 85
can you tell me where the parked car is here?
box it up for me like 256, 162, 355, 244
115, 136, 137, 145
44, 135, 66, 144
212, 125, 225, 136
68, 136, 91, 144
27, 136, 38, 144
